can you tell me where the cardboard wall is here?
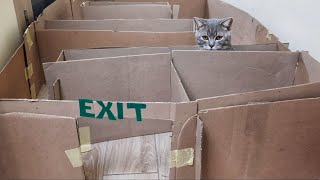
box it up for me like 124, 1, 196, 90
0, 113, 84, 179
44, 53, 189, 102
294, 52, 320, 84
44, 19, 194, 31
36, 30, 195, 62
0, 44, 30, 99
89, 1, 169, 6
81, 4, 172, 20
73, 0, 206, 19
207, 0, 282, 45
173, 51, 299, 100
199, 98, 320, 179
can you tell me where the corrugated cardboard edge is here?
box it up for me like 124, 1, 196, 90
23, 23, 46, 99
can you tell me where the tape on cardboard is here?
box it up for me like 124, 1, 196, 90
65, 148, 83, 168
266, 31, 273, 41
27, 63, 34, 79
24, 69, 28, 81
79, 127, 92, 153
25, 29, 33, 50
30, 83, 36, 99
170, 148, 194, 168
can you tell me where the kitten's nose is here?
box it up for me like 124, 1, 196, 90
209, 45, 214, 49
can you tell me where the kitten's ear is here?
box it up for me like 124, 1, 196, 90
221, 17, 233, 30
194, 17, 207, 30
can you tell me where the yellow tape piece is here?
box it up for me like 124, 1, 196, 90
27, 63, 33, 79
24, 69, 29, 81
30, 83, 36, 99
65, 148, 83, 168
266, 31, 273, 41
79, 127, 92, 153
25, 29, 33, 50
170, 148, 194, 168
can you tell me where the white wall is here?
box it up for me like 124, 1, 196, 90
223, 0, 320, 61
0, 0, 21, 69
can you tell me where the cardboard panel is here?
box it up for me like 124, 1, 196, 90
0, 100, 173, 120
0, 44, 30, 99
44, 53, 175, 102
90, 0, 206, 18
45, 19, 194, 31
89, 1, 169, 5
64, 47, 171, 60
81, 4, 172, 20
24, 23, 46, 99
173, 51, 299, 100
0, 113, 84, 179
294, 52, 320, 84
36, 30, 195, 62
207, 0, 281, 45
199, 98, 320, 179
198, 82, 320, 110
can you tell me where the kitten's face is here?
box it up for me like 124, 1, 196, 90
194, 17, 233, 50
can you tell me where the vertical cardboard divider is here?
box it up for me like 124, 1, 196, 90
172, 5, 180, 19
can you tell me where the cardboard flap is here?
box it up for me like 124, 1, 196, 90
199, 98, 320, 179
294, 52, 320, 84
81, 4, 172, 20
0, 112, 84, 179
45, 19, 193, 32
173, 51, 299, 100
77, 117, 173, 144
0, 44, 30, 98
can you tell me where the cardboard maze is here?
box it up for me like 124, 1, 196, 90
1, 0, 320, 180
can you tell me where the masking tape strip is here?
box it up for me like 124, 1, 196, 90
25, 29, 33, 50
30, 83, 36, 99
170, 148, 194, 168
27, 63, 33, 79
79, 127, 92, 153
266, 31, 273, 41
24, 69, 28, 81
65, 148, 83, 168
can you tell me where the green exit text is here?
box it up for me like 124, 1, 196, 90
79, 99, 147, 121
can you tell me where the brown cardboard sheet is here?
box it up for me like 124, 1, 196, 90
198, 82, 320, 110
207, 0, 281, 45
44, 53, 188, 102
36, 30, 195, 62
173, 51, 299, 100
199, 97, 320, 179
60, 44, 284, 61
81, 4, 172, 20
44, 19, 194, 31
294, 51, 320, 84
0, 44, 30, 98
0, 113, 84, 179
73, 0, 206, 19
24, 23, 46, 99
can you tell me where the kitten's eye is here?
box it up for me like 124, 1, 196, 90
202, 36, 209, 40
216, 36, 223, 40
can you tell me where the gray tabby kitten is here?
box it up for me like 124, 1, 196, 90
194, 17, 233, 50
